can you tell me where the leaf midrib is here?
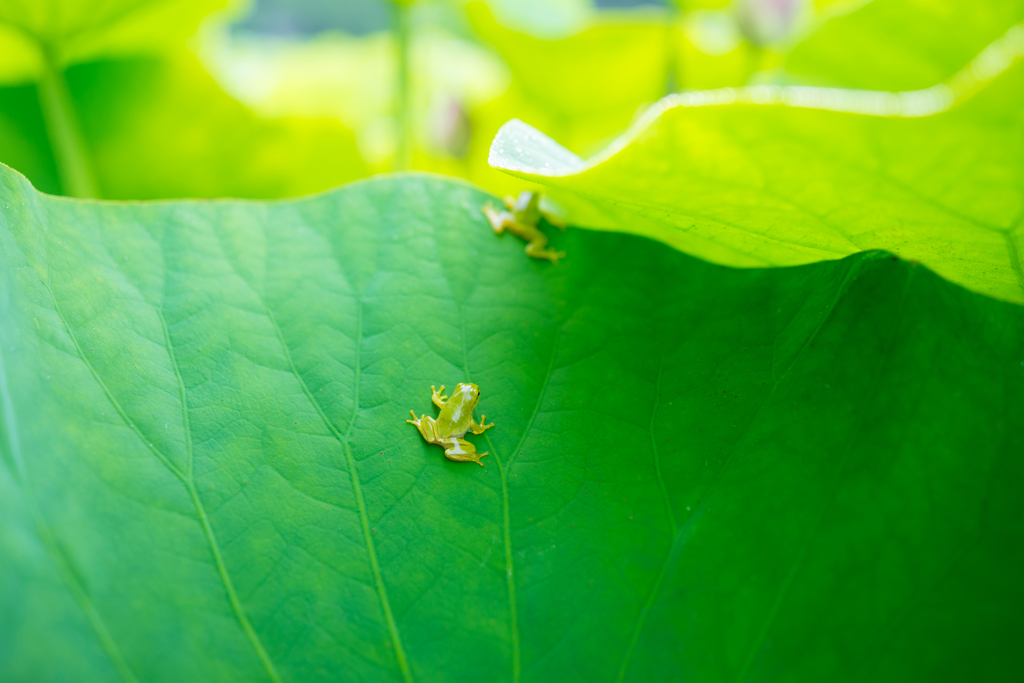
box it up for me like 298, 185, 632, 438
614, 355, 674, 683
264, 303, 413, 683
460, 304, 521, 683
206, 209, 414, 681
158, 307, 283, 683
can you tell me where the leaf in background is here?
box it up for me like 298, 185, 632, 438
465, 0, 669, 157
0, 82, 60, 194
489, 26, 1024, 304
674, 9, 752, 90
199, 1, 672, 197
0, 49, 369, 199
0, 0, 371, 199
0, 0, 234, 83
71, 52, 369, 200
2, 162, 1023, 682
199, 25, 509, 174
786, 0, 1024, 89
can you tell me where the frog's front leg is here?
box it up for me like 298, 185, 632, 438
443, 436, 488, 466
482, 203, 514, 235
407, 411, 440, 443
431, 385, 447, 408
469, 414, 494, 435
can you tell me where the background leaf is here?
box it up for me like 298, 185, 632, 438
0, 0, 371, 199
0, 0, 233, 82
0, 50, 368, 198
785, 0, 1024, 88
201, 1, 675, 197
2, 162, 1022, 681
200, 21, 510, 174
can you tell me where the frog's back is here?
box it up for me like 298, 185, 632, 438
436, 383, 479, 436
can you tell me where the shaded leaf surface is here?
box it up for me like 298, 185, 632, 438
1, 164, 1022, 682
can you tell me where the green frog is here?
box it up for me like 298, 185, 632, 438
482, 191, 566, 263
407, 383, 495, 466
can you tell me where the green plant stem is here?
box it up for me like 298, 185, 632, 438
394, 3, 413, 171
741, 41, 766, 85
665, 4, 681, 94
37, 48, 98, 198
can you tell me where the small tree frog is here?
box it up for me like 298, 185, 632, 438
482, 191, 566, 263
407, 383, 495, 466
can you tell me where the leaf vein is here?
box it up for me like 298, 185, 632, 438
157, 308, 283, 683
460, 302, 520, 683
0, 338, 139, 683
264, 304, 413, 683
735, 265, 918, 682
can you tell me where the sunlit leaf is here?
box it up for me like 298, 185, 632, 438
785, 0, 1024, 88
488, 27, 1024, 304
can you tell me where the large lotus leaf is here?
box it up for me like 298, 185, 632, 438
1, 162, 1022, 682
488, 37, 1024, 305
0, 51, 368, 198
0, 0, 233, 83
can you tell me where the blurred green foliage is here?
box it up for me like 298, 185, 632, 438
0, 0, 878, 201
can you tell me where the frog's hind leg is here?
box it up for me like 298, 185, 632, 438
483, 202, 564, 263
524, 238, 566, 264
443, 437, 488, 466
